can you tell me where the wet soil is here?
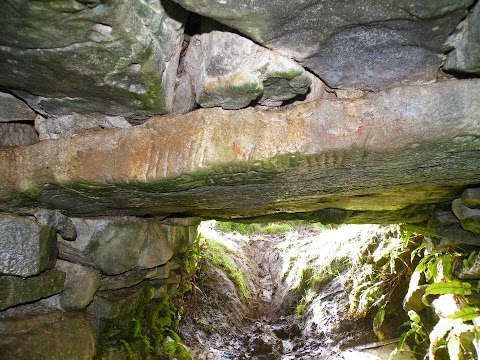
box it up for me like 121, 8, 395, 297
178, 223, 377, 360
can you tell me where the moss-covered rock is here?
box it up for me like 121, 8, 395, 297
184, 31, 311, 109
0, 0, 186, 116
0, 80, 478, 223
0, 269, 65, 311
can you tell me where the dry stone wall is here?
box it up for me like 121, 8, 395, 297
0, 211, 198, 359
0, 0, 479, 358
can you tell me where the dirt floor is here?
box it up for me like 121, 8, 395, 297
177, 222, 399, 360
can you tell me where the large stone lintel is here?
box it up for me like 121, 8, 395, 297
0, 80, 479, 222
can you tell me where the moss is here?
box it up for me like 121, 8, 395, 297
231, 80, 263, 95
214, 221, 294, 235
203, 237, 252, 301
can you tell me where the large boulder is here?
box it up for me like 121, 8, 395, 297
0, 80, 478, 222
0, 312, 95, 360
61, 218, 195, 275
173, 0, 473, 90
444, 1, 480, 74
184, 31, 311, 109
0, 0, 186, 117
0, 215, 57, 277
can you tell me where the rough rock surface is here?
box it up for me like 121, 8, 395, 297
184, 31, 311, 109
61, 218, 195, 275
0, 215, 57, 277
0, 0, 186, 116
173, 0, 473, 90
452, 198, 480, 235
0, 312, 95, 360
463, 188, 480, 209
87, 283, 153, 320
0, 80, 478, 223
455, 252, 480, 280
35, 113, 131, 140
0, 269, 65, 311
427, 225, 480, 251
0, 123, 38, 147
33, 209, 77, 241
445, 1, 480, 74
50, 260, 101, 311
0, 92, 36, 122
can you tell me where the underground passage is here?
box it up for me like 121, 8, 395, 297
0, 0, 480, 359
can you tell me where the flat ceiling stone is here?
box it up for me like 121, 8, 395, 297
0, 80, 479, 223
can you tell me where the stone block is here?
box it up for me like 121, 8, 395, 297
0, 269, 65, 311
452, 198, 480, 235
87, 283, 153, 320
33, 209, 77, 241
0, 92, 36, 122
462, 188, 480, 209
428, 210, 459, 229
0, 312, 95, 360
174, 0, 472, 90
0, 214, 57, 277
53, 260, 101, 311
184, 31, 311, 109
0, 123, 38, 147
426, 225, 480, 251
0, 0, 186, 116
35, 113, 131, 141
445, 2, 480, 74
62, 218, 192, 275
99, 267, 158, 291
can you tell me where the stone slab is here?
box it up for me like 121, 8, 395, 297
0, 269, 65, 311
0, 0, 186, 117
0, 214, 57, 277
0, 123, 38, 147
0, 92, 36, 122
0, 80, 478, 221
0, 312, 95, 360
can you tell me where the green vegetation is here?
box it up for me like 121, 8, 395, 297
390, 227, 480, 360
95, 285, 191, 360
202, 235, 252, 301
214, 221, 294, 235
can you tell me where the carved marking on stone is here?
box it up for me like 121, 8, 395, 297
232, 142, 248, 161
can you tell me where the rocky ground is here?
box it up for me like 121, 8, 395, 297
178, 222, 414, 360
